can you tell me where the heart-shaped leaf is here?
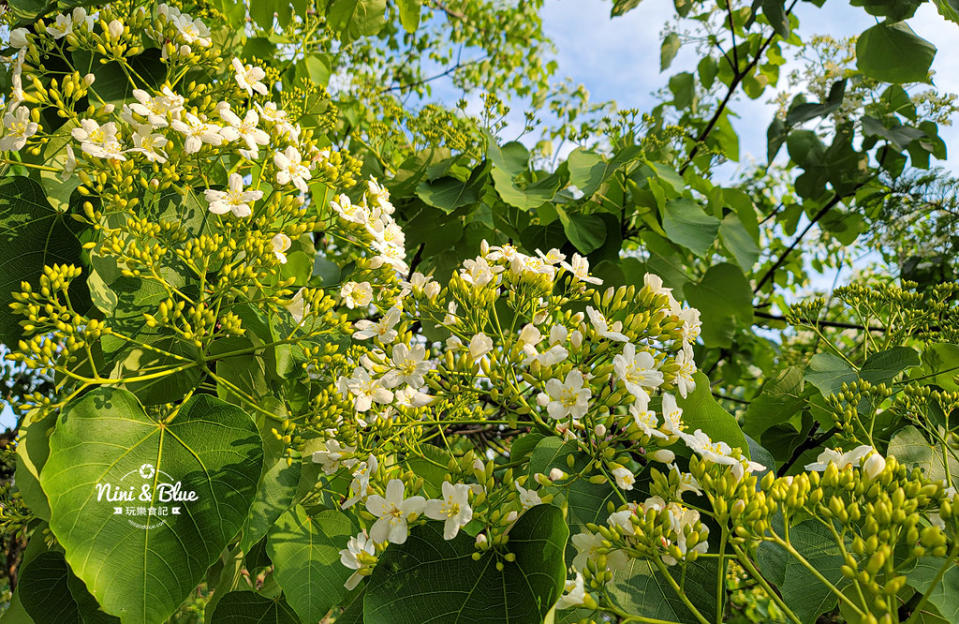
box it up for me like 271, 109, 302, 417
40, 388, 263, 624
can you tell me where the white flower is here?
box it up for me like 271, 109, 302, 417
536, 248, 566, 265
611, 466, 635, 490
342, 455, 378, 509
340, 366, 393, 412
549, 324, 568, 345
805, 445, 875, 472
71, 119, 124, 159
524, 344, 569, 367
460, 256, 503, 287
662, 503, 708, 565
394, 386, 434, 408
204, 173, 262, 218
171, 113, 223, 153
127, 125, 168, 163
561, 253, 602, 285
673, 347, 697, 398
384, 343, 430, 389
47, 13, 75, 39
585, 306, 628, 342
219, 107, 270, 159
469, 333, 493, 360
660, 392, 684, 437
274, 146, 311, 192
678, 307, 702, 344
174, 14, 212, 47
644, 273, 680, 309
630, 398, 666, 439
127, 88, 181, 128
424, 481, 473, 540
544, 369, 591, 421
10, 28, 29, 49
556, 572, 587, 610
613, 343, 664, 400
366, 479, 426, 544
339, 531, 375, 590
271, 233, 291, 263
648, 449, 675, 464
285, 288, 309, 324
515, 483, 542, 509
862, 452, 886, 481
670, 464, 702, 496
353, 307, 401, 342
0, 106, 38, 152
340, 281, 373, 309
331, 194, 369, 224
681, 429, 738, 466
232, 58, 268, 97
312, 439, 356, 475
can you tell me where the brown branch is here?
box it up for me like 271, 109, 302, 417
753, 310, 888, 333
753, 191, 846, 293
429, 0, 467, 21
777, 424, 838, 476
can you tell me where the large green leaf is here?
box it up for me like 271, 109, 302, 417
683, 263, 752, 347
19, 551, 119, 624
364, 505, 568, 624
906, 558, 959, 623
860, 346, 920, 385
856, 22, 935, 84
0, 176, 86, 346
14, 410, 55, 521
209, 592, 299, 624
676, 372, 749, 454
267, 507, 355, 623
397, 0, 421, 31
529, 437, 616, 529
719, 213, 760, 270
888, 426, 959, 488
327, 0, 386, 40
662, 199, 720, 257
743, 367, 805, 439
804, 353, 857, 398
40, 388, 263, 624
608, 558, 716, 623
916, 343, 959, 391
757, 520, 846, 624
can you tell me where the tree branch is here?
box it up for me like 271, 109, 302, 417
777, 424, 838, 476
679, 0, 799, 174
753, 310, 888, 333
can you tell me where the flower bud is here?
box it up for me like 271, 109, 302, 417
648, 449, 675, 463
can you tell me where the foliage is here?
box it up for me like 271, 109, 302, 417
0, 1, 957, 624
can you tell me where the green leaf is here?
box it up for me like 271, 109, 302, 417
856, 22, 936, 84
917, 344, 959, 391
661, 32, 681, 70
888, 426, 958, 488
250, 0, 275, 29
238, 442, 301, 552
662, 199, 720, 257
757, 520, 846, 624
209, 592, 299, 624
935, 0, 959, 23
683, 263, 752, 348
906, 558, 959, 622
364, 505, 568, 624
0, 176, 86, 346
40, 120, 81, 212
668, 72, 695, 109
744, 366, 806, 439
675, 372, 749, 454
529, 437, 616, 529
416, 164, 486, 214
397, 0, 421, 32
719, 213, 760, 270
611, 0, 644, 16
267, 507, 355, 623
804, 353, 857, 397
491, 168, 562, 211
40, 389, 264, 624
785, 80, 846, 126
860, 346, 920, 385
327, 0, 386, 40
608, 558, 717, 623
762, 0, 790, 37
559, 212, 608, 255
14, 410, 54, 521
19, 551, 120, 624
